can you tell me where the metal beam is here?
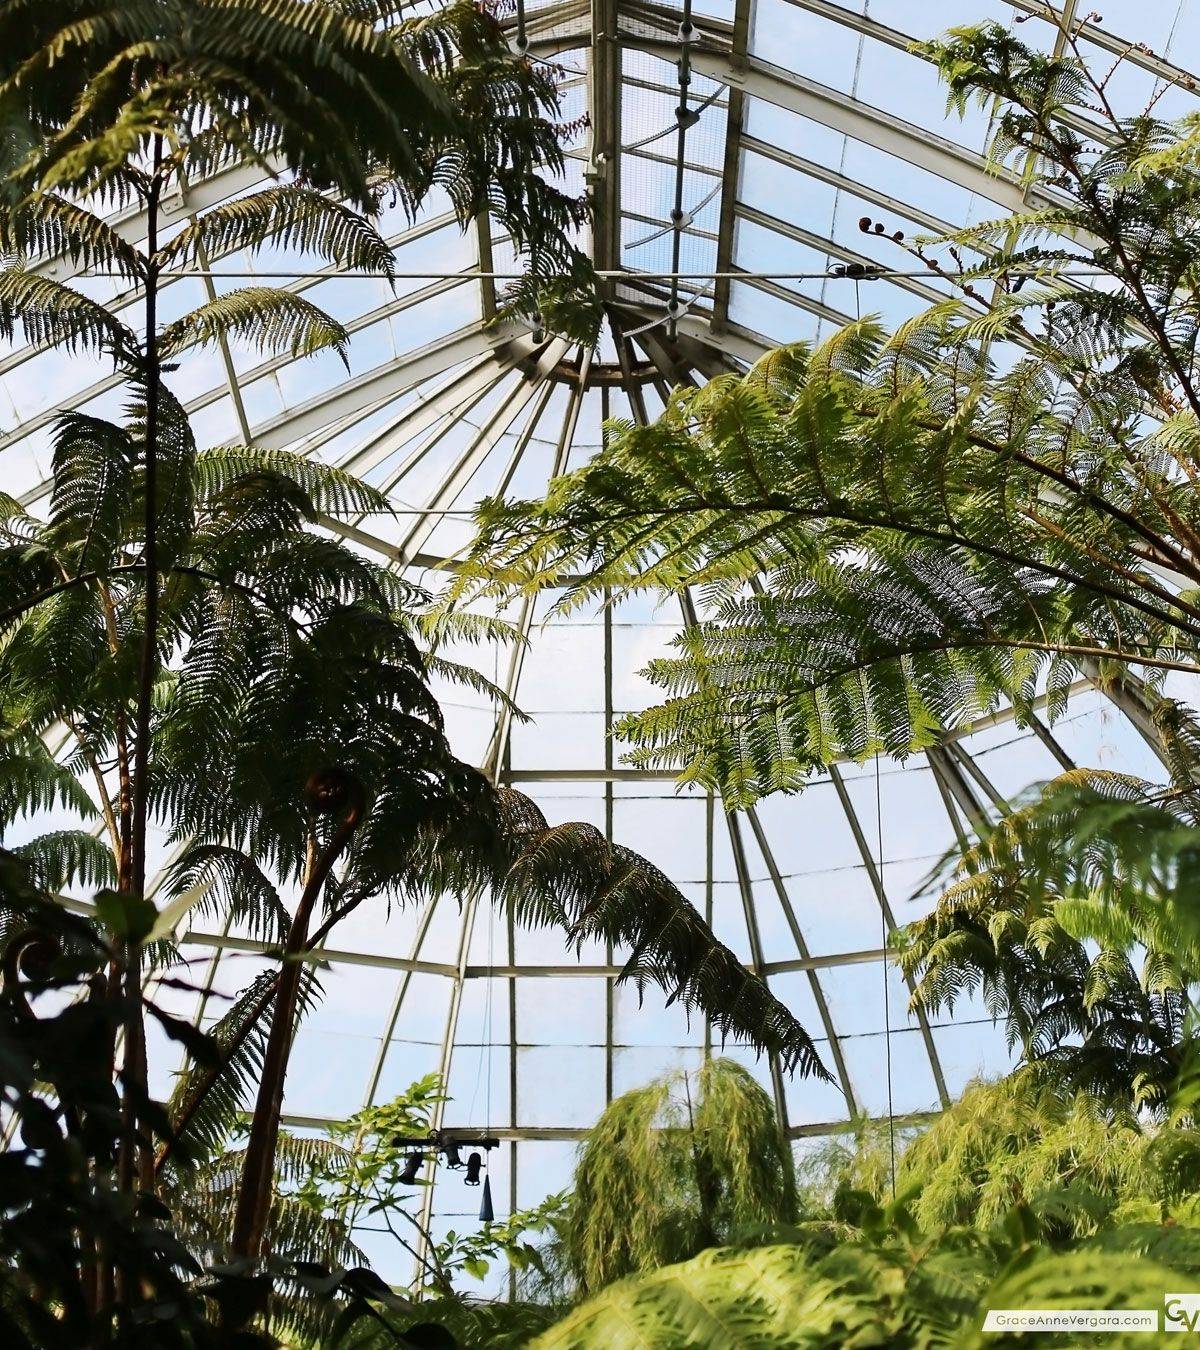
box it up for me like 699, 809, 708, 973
712, 0, 753, 328
739, 133, 956, 236
336, 349, 513, 479
393, 339, 569, 563
726, 809, 790, 1125
250, 320, 528, 451
743, 806, 859, 1114
180, 923, 890, 980
624, 38, 1041, 215
588, 0, 622, 279
280, 1108, 940, 1142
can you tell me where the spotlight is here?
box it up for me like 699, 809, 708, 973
443, 1139, 463, 1169
464, 1152, 483, 1186
399, 1151, 423, 1185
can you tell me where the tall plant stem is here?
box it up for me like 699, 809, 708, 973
119, 137, 163, 1200
231, 797, 362, 1263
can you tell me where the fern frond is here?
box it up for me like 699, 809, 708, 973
193, 447, 391, 519
0, 267, 133, 357
160, 186, 395, 277
160, 965, 323, 1176
11, 829, 116, 892
158, 288, 349, 364
0, 193, 142, 278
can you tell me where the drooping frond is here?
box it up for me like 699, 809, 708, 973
0, 267, 133, 357
511, 826, 827, 1079
46, 412, 134, 575
160, 186, 396, 278
161, 966, 323, 1176
566, 1060, 796, 1293
193, 446, 392, 520
158, 288, 350, 364
0, 192, 142, 279
393, 787, 829, 1080
0, 734, 97, 826
10, 829, 116, 893
164, 843, 290, 944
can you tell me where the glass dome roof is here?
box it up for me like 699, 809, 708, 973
4, 0, 1198, 1290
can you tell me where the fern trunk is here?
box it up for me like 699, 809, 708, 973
231, 789, 362, 1262
118, 142, 163, 1206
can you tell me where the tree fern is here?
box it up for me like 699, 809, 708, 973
0, 0, 602, 1327
456, 25, 1200, 804
897, 770, 1200, 1108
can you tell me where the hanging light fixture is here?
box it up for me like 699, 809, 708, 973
478, 1174, 495, 1223
399, 1151, 424, 1185
464, 1152, 483, 1186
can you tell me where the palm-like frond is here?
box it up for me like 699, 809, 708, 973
0, 266, 133, 357
159, 186, 395, 277
158, 288, 350, 364
454, 313, 1200, 801
193, 447, 392, 520
165, 843, 290, 944
11, 829, 116, 893
0, 193, 142, 278
0, 734, 97, 824
46, 412, 135, 575
391, 787, 829, 1079
160, 966, 323, 1176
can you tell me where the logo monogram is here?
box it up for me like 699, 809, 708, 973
1165, 1294, 1200, 1332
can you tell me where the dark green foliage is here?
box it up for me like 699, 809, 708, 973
338, 1297, 561, 1349
0, 0, 596, 338
0, 0, 604, 1335
0, 379, 823, 1278
0, 854, 244, 1346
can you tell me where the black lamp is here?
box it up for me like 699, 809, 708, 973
443, 1139, 463, 1169
399, 1151, 423, 1185
464, 1151, 483, 1186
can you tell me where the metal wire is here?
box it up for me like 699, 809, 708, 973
85, 268, 1117, 280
